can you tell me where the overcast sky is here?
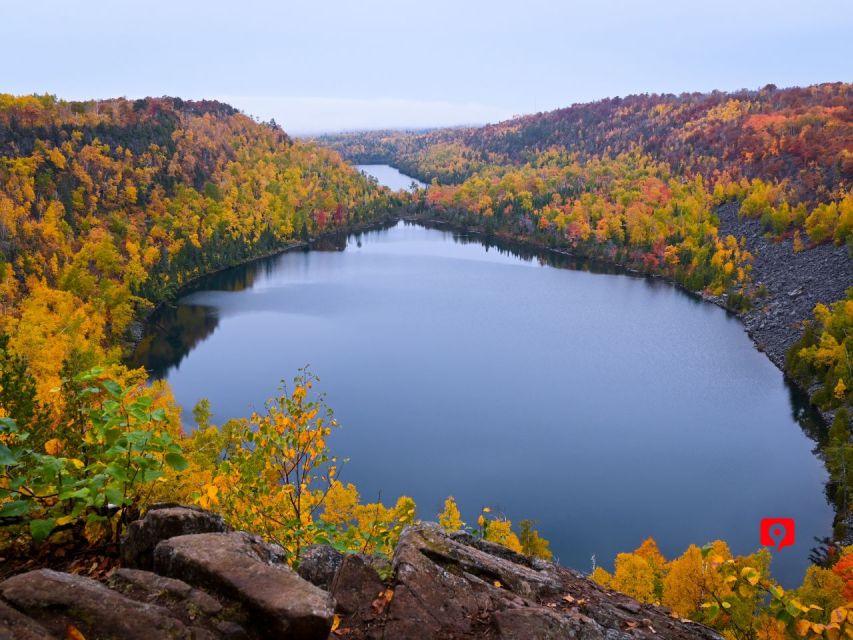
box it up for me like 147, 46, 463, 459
2, 0, 851, 134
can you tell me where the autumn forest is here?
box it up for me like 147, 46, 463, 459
1, 82, 852, 640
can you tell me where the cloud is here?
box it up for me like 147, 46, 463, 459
219, 96, 514, 135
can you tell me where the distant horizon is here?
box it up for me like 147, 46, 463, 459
9, 79, 850, 137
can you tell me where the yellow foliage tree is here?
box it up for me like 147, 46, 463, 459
438, 496, 463, 530
610, 552, 656, 603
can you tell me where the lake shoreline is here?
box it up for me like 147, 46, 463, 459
131, 201, 841, 431
132, 217, 833, 583
401, 209, 845, 429
123, 214, 401, 358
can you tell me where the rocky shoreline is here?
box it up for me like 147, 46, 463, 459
0, 505, 722, 639
714, 202, 852, 425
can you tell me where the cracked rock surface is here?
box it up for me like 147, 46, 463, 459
0, 508, 721, 639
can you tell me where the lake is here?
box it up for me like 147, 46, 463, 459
133, 168, 832, 586
357, 164, 426, 191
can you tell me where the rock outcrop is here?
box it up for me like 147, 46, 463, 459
0, 507, 722, 639
359, 522, 722, 640
155, 532, 334, 638
298, 543, 345, 590
716, 202, 853, 420
122, 502, 230, 569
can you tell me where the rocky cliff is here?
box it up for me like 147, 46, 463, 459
0, 505, 720, 639
716, 203, 852, 375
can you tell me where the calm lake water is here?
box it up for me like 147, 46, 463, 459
133, 170, 832, 586
357, 164, 425, 191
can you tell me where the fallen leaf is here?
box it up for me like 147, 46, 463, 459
66, 624, 86, 640
371, 588, 394, 615
331, 614, 341, 632
562, 594, 576, 604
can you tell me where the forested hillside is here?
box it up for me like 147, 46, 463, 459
0, 94, 549, 600
319, 83, 853, 420
321, 83, 851, 200
2, 88, 853, 640
0, 95, 401, 402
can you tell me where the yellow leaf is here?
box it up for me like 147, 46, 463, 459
331, 614, 341, 632
794, 619, 810, 637
68, 459, 85, 469
44, 438, 63, 455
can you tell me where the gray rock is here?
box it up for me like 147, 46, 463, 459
0, 569, 188, 639
122, 505, 229, 570
154, 531, 334, 639
109, 567, 223, 616
373, 522, 723, 640
381, 524, 496, 638
330, 553, 385, 616
0, 600, 57, 640
494, 607, 604, 639
216, 620, 251, 640
297, 544, 344, 590
402, 522, 563, 600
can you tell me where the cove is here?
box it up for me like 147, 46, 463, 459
356, 164, 426, 191
132, 181, 832, 588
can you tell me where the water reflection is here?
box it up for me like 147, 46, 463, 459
129, 221, 831, 586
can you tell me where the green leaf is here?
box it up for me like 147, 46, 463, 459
165, 452, 189, 471
102, 379, 123, 399
0, 443, 17, 466
142, 469, 164, 483
105, 428, 122, 447
125, 431, 152, 447
0, 500, 31, 518
105, 462, 129, 482
103, 399, 120, 414
30, 518, 56, 542
129, 406, 148, 422
105, 487, 124, 505
58, 487, 91, 501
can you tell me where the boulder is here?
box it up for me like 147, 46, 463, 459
0, 569, 188, 639
297, 544, 344, 590
0, 600, 56, 640
122, 504, 229, 570
381, 524, 493, 638
154, 532, 334, 639
109, 567, 223, 616
330, 553, 385, 616
373, 522, 723, 640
